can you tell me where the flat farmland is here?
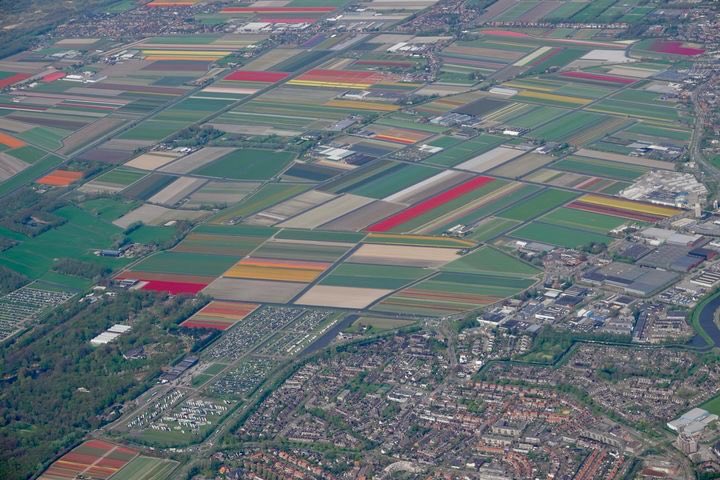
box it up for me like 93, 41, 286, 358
184, 180, 260, 209
427, 183, 542, 234
587, 98, 682, 123
347, 163, 440, 199
503, 105, 568, 129
348, 243, 461, 268
509, 221, 612, 248
442, 246, 539, 276
204, 277, 307, 303
0, 206, 127, 278
247, 190, 336, 226
130, 251, 238, 277
295, 285, 393, 309
160, 147, 236, 174
278, 194, 374, 229
321, 263, 429, 289
224, 257, 331, 283
423, 134, 506, 167
364, 232, 475, 248
468, 217, 521, 242
552, 156, 647, 181
180, 301, 258, 330
567, 194, 681, 222
174, 225, 273, 256
39, 439, 138, 480
540, 207, 627, 234
251, 239, 353, 263
368, 176, 501, 233
496, 188, 578, 221
530, 111, 608, 143
210, 184, 310, 224
194, 148, 295, 180
375, 272, 535, 316
110, 456, 178, 480
81, 167, 146, 193
275, 229, 364, 243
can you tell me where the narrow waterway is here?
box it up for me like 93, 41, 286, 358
688, 293, 720, 349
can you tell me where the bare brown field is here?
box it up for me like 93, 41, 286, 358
0, 117, 34, 133
456, 146, 527, 173
126, 151, 181, 170
203, 277, 307, 303
488, 152, 555, 178
185, 181, 259, 208
58, 117, 125, 155
278, 194, 374, 229
247, 190, 335, 226
148, 176, 207, 206
0, 153, 29, 180
348, 244, 460, 268
295, 285, 393, 309
320, 200, 405, 231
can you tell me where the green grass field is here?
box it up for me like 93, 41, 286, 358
468, 217, 521, 242
505, 105, 567, 129
348, 164, 439, 199
510, 222, 611, 248
321, 263, 428, 290
80, 197, 138, 222
423, 134, 505, 167
531, 111, 607, 142
540, 207, 627, 234
127, 225, 176, 245
0, 206, 128, 278
111, 456, 178, 480
95, 167, 146, 186
195, 149, 295, 180
130, 251, 237, 276
552, 156, 647, 181
443, 246, 539, 276
497, 189, 578, 221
